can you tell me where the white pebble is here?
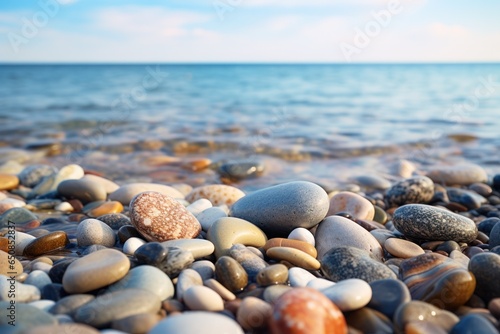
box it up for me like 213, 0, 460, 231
288, 267, 316, 287
321, 278, 372, 311
0, 198, 26, 207
197, 207, 227, 231
187, 198, 212, 216
31, 262, 52, 274
288, 227, 315, 246
55, 201, 74, 212
184, 285, 224, 311
122, 237, 147, 255
306, 278, 335, 290
24, 270, 52, 290
14, 231, 35, 256
28, 300, 55, 312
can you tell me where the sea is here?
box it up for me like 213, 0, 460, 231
1, 64, 500, 190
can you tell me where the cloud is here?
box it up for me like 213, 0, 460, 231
56, 0, 79, 5
265, 16, 301, 31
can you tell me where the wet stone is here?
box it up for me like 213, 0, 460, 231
447, 188, 487, 210
468, 252, 500, 302
87, 201, 123, 218
217, 160, 265, 180
215, 256, 248, 293
49, 294, 95, 316
394, 300, 459, 333
256, 264, 288, 286
344, 307, 394, 334
134, 242, 168, 267
436, 240, 461, 254
18, 165, 57, 188
117, 225, 143, 243
76, 218, 116, 248
48, 258, 78, 283
450, 313, 498, 334
23, 231, 69, 257
229, 243, 268, 283
0, 207, 39, 229
368, 279, 412, 319
385, 176, 434, 207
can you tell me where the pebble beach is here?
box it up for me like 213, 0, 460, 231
1, 158, 500, 334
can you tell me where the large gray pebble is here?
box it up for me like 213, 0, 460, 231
149, 311, 244, 334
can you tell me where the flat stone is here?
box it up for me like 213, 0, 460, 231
468, 252, 500, 302
0, 274, 40, 302
426, 164, 488, 186
229, 243, 268, 283
306, 278, 335, 290
149, 312, 244, 334
264, 238, 317, 258
187, 184, 245, 207
288, 227, 315, 246
321, 246, 397, 283
76, 218, 116, 247
57, 179, 107, 204
73, 288, 161, 328
384, 238, 425, 258
18, 165, 57, 188
257, 264, 288, 286
352, 175, 392, 190
215, 256, 248, 293
316, 215, 383, 260
0, 173, 19, 190
23, 231, 69, 257
288, 267, 317, 287
327, 191, 375, 220
196, 207, 227, 231
447, 188, 487, 210
111, 313, 161, 334
110, 183, 185, 205
237, 296, 272, 331
161, 239, 214, 259
0, 250, 23, 275
176, 268, 203, 301
385, 176, 434, 207
230, 181, 329, 237
203, 278, 235, 301
393, 204, 478, 242
48, 294, 95, 316
266, 247, 320, 270
400, 252, 476, 310
393, 301, 459, 333
321, 278, 372, 311
87, 201, 123, 218
62, 248, 130, 293
122, 237, 146, 255
207, 217, 268, 258
0, 301, 56, 330
368, 278, 411, 319
107, 265, 174, 301
130, 191, 201, 242
184, 285, 224, 311
270, 287, 347, 334
82, 174, 119, 194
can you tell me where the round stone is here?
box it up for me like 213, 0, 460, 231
384, 238, 425, 258
368, 279, 411, 319
73, 288, 161, 328
489, 222, 500, 248
215, 256, 248, 293
62, 249, 130, 293
161, 239, 214, 259
24, 270, 52, 290
270, 287, 347, 334
316, 215, 383, 260
190, 260, 215, 281
186, 198, 212, 216
385, 176, 434, 207
321, 279, 372, 311
257, 264, 288, 286
106, 265, 174, 301
87, 201, 123, 218
57, 179, 107, 204
18, 165, 57, 188
321, 246, 397, 283
207, 217, 268, 258
288, 267, 317, 287
230, 181, 329, 237
327, 191, 375, 220
184, 285, 224, 311
130, 191, 201, 242
81, 174, 119, 194
149, 312, 244, 334
109, 183, 185, 205
0, 173, 19, 190
76, 218, 116, 247
122, 237, 147, 255
450, 313, 498, 334
426, 164, 487, 186
99, 213, 131, 230
237, 296, 272, 331
263, 285, 293, 304
478, 217, 500, 236
23, 231, 69, 257
468, 252, 500, 302
229, 243, 268, 283
288, 227, 315, 246
186, 184, 245, 207
392, 204, 478, 242
394, 301, 459, 333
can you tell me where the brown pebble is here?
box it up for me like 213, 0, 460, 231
488, 298, 500, 319
112, 313, 162, 334
162, 299, 185, 314
264, 238, 317, 258
266, 247, 320, 270
88, 201, 124, 218
384, 238, 425, 258
0, 174, 19, 190
237, 296, 272, 331
23, 231, 69, 257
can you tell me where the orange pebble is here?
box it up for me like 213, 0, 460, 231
264, 238, 317, 258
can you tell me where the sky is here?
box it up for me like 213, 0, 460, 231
1, 0, 500, 63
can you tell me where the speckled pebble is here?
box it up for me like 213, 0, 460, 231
76, 218, 116, 247
385, 176, 434, 207
187, 184, 245, 207
327, 191, 375, 220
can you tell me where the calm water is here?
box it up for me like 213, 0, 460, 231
1, 64, 500, 189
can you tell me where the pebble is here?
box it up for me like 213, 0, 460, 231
237, 296, 273, 331
24, 270, 52, 290
321, 279, 372, 311
230, 181, 329, 237
392, 204, 478, 242
368, 278, 411, 319
288, 227, 315, 246
327, 191, 375, 220
49, 294, 95, 316
18, 165, 57, 188
266, 246, 321, 270
203, 278, 236, 300
315, 215, 383, 260
344, 308, 393, 334
40, 283, 69, 301
218, 160, 265, 180
62, 249, 130, 293
73, 288, 161, 328
23, 231, 69, 257
149, 311, 244, 334
0, 274, 41, 302
48, 258, 78, 283
257, 264, 288, 286
122, 237, 147, 255
207, 217, 268, 258
0, 301, 56, 329
54, 201, 73, 212
107, 265, 174, 301
373, 206, 388, 224
400, 252, 476, 310
215, 256, 248, 293
384, 237, 425, 258
82, 174, 119, 194
0, 197, 25, 214
270, 287, 347, 334
489, 222, 500, 248
229, 243, 268, 282
468, 252, 500, 302
0, 207, 39, 229
393, 301, 459, 333
98, 213, 131, 230
184, 285, 224, 311
190, 260, 215, 280
14, 231, 36, 255
264, 238, 317, 258
0, 173, 19, 190
385, 176, 434, 207
263, 284, 293, 304
57, 179, 107, 204
306, 278, 335, 290
87, 201, 123, 218
29, 300, 56, 312
109, 183, 185, 205
118, 225, 143, 243
111, 313, 161, 334
0, 250, 23, 275
162, 247, 195, 278
161, 239, 214, 259
186, 184, 245, 207
352, 175, 391, 190
76, 218, 116, 247
176, 268, 203, 301
450, 313, 499, 334
447, 188, 487, 210
196, 206, 227, 231
186, 198, 212, 216
426, 164, 488, 186
47, 164, 85, 194
130, 191, 201, 242
288, 267, 317, 287
393, 159, 416, 178
488, 298, 500, 318
321, 246, 397, 283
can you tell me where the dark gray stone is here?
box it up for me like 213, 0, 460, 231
217, 161, 265, 180
393, 204, 478, 242
489, 222, 500, 248
450, 314, 498, 334
447, 188, 487, 210
386, 176, 434, 207
0, 207, 38, 228
468, 252, 500, 302
230, 181, 329, 237
368, 279, 411, 319
478, 217, 500, 235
